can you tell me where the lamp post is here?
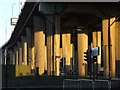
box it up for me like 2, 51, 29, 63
12, 3, 15, 18
5, 20, 8, 42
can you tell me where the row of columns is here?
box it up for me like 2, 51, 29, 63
102, 17, 120, 77
2, 15, 120, 77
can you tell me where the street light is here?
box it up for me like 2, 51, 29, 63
12, 3, 15, 18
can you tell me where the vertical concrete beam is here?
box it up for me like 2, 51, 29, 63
115, 21, 120, 77
77, 33, 88, 76
34, 16, 45, 75
14, 46, 18, 65
10, 49, 13, 65
97, 32, 101, 71
21, 36, 27, 65
44, 46, 47, 71
110, 17, 116, 77
46, 15, 54, 75
62, 32, 72, 74
102, 19, 109, 77
26, 27, 32, 66
31, 45, 35, 71
16, 48, 18, 65
92, 31, 101, 71
18, 42, 22, 65
54, 15, 60, 76
31, 29, 35, 71
102, 18, 116, 77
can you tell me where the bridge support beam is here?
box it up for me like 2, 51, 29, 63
102, 17, 116, 77
62, 32, 73, 75
54, 15, 61, 76
34, 16, 45, 75
18, 41, 22, 65
77, 33, 88, 76
46, 15, 54, 76
21, 36, 27, 65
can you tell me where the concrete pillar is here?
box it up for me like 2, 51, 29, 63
34, 16, 45, 75
21, 36, 27, 65
12, 49, 15, 65
31, 29, 35, 71
44, 46, 47, 71
77, 33, 88, 76
2, 49, 4, 65
115, 21, 120, 77
102, 19, 109, 77
92, 31, 101, 72
26, 27, 32, 65
110, 18, 116, 77
102, 17, 116, 77
10, 49, 14, 65
54, 15, 61, 76
4, 49, 6, 65
46, 15, 54, 75
14, 46, 18, 65
18, 42, 22, 65
0, 49, 2, 65
31, 46, 35, 71
62, 32, 73, 75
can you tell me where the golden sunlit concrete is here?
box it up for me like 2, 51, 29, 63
77, 33, 88, 76
110, 17, 116, 77
102, 19, 109, 77
92, 31, 101, 72
115, 21, 120, 74
46, 16, 54, 76
54, 15, 61, 76
21, 36, 27, 65
62, 33, 72, 74
31, 47, 35, 70
34, 16, 45, 75
18, 42, 22, 65
102, 18, 116, 77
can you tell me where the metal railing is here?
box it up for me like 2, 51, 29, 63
63, 79, 111, 90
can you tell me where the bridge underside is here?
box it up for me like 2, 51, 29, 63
1, 2, 120, 78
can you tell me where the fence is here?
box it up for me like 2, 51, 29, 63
63, 79, 111, 90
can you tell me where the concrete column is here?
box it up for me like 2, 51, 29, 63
12, 49, 15, 65
46, 15, 54, 75
14, 46, 18, 65
16, 48, 18, 65
54, 15, 61, 76
21, 36, 27, 65
0, 49, 2, 64
31, 46, 35, 70
77, 33, 88, 76
34, 16, 45, 75
115, 21, 120, 77
92, 31, 101, 72
18, 42, 22, 65
102, 19, 109, 77
26, 27, 32, 65
110, 18, 116, 77
2, 50, 6, 65
102, 18, 116, 77
10, 49, 14, 65
62, 32, 73, 75
44, 46, 47, 71
4, 49, 6, 65
31, 29, 35, 71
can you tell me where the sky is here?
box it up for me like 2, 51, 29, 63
0, 0, 25, 48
